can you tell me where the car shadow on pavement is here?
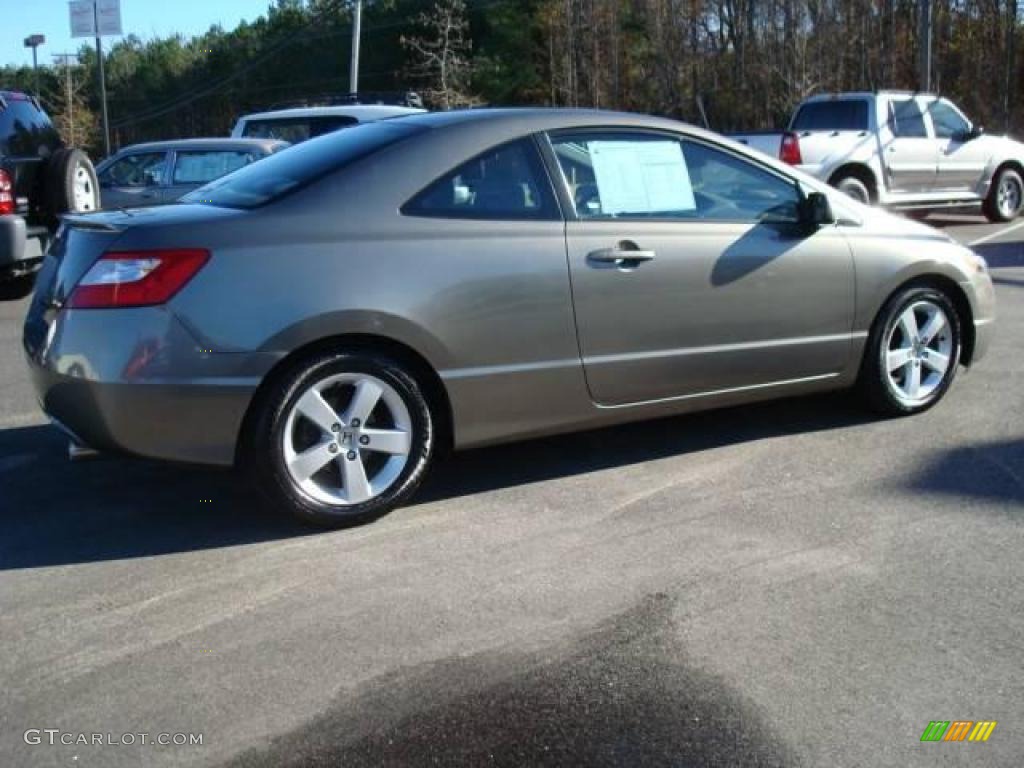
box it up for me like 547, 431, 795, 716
223, 593, 798, 768
0, 393, 874, 571
906, 437, 1024, 506
0, 425, 313, 571
423, 392, 873, 504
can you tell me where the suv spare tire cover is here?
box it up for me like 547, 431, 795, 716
45, 147, 101, 222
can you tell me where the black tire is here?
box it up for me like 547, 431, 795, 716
859, 284, 962, 416
832, 173, 873, 205
248, 350, 434, 528
44, 148, 100, 224
983, 166, 1024, 223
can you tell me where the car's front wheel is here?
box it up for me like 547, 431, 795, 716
250, 351, 434, 528
860, 285, 962, 416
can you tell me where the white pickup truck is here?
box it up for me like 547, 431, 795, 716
730, 91, 1024, 222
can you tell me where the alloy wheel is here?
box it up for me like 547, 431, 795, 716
997, 174, 1022, 219
884, 300, 954, 406
281, 372, 412, 506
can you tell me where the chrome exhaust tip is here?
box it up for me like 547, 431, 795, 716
68, 440, 101, 462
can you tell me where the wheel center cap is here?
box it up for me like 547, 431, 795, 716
339, 431, 355, 446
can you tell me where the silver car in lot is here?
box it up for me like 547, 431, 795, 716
95, 138, 287, 209
23, 109, 995, 527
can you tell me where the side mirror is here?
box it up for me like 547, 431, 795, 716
956, 125, 984, 142
798, 191, 834, 230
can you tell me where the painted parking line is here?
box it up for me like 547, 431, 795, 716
968, 219, 1024, 247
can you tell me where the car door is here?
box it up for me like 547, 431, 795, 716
547, 130, 855, 407
97, 150, 168, 208
882, 98, 939, 193
927, 98, 989, 193
164, 149, 257, 202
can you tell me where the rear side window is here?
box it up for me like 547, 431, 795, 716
0, 98, 61, 156
890, 100, 928, 138
402, 138, 558, 221
172, 150, 255, 184
99, 152, 167, 187
184, 121, 421, 209
791, 101, 868, 131
241, 116, 359, 143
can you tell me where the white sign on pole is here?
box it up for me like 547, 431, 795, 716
70, 0, 123, 38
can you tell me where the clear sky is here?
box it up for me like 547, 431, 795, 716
2, 1, 271, 67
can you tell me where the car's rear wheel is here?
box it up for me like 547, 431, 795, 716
860, 285, 962, 415
983, 166, 1024, 222
250, 351, 434, 528
833, 173, 873, 205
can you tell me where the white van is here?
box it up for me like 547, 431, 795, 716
231, 105, 425, 144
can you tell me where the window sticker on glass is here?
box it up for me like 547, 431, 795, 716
588, 140, 696, 215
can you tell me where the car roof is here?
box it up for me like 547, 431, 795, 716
800, 91, 940, 102
237, 105, 426, 122
111, 137, 288, 154
386, 106, 708, 137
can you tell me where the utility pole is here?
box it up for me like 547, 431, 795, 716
349, 0, 362, 97
918, 0, 932, 92
93, 0, 111, 155
1006, 0, 1018, 131
53, 53, 78, 145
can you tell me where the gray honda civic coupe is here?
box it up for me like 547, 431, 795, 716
23, 109, 995, 527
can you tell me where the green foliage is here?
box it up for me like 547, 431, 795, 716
0, 0, 1021, 158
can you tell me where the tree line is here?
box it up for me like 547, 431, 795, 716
1, 0, 1020, 157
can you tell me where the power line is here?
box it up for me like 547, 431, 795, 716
110, 0, 353, 129
108, 0, 512, 130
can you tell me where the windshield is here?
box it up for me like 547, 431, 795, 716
183, 121, 421, 209
792, 100, 869, 131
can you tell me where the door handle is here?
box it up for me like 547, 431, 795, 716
587, 242, 656, 267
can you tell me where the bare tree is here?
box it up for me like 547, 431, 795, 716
402, 0, 481, 109
45, 61, 100, 149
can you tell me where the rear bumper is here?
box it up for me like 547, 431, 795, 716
0, 214, 47, 279
23, 305, 272, 466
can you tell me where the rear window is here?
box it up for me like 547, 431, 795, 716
183, 121, 421, 209
172, 150, 254, 184
791, 101, 869, 131
241, 115, 359, 143
0, 97, 61, 156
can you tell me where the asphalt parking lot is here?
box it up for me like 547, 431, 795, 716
1, 214, 1022, 767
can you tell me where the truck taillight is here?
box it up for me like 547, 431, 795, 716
67, 249, 210, 309
0, 169, 14, 215
779, 132, 803, 165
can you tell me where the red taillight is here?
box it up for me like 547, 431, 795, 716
67, 249, 210, 309
779, 132, 802, 165
0, 169, 14, 216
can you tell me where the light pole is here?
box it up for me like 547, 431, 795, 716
93, 1, 111, 156
349, 0, 362, 98
23, 34, 46, 96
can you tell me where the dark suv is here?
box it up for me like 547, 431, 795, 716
1, 90, 99, 298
